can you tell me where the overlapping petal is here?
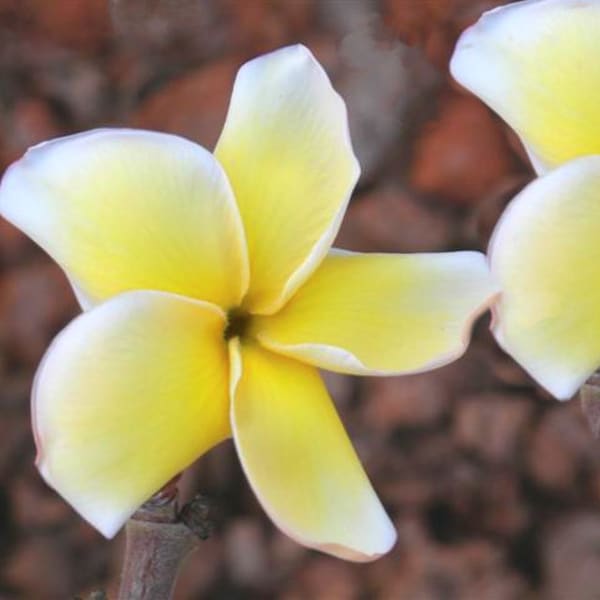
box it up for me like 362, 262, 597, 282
229, 340, 396, 561
489, 155, 600, 399
450, 0, 600, 173
253, 250, 497, 375
215, 45, 360, 315
33, 291, 230, 537
0, 129, 249, 309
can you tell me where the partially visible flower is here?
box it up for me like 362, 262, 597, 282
0, 45, 496, 560
451, 0, 600, 400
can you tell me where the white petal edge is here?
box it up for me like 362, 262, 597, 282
257, 249, 500, 376
0, 128, 250, 310
33, 290, 227, 537
488, 155, 600, 400
450, 0, 600, 175
227, 338, 396, 561
271, 46, 361, 314
216, 44, 360, 315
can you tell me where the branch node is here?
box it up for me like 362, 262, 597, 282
580, 371, 600, 438
179, 494, 214, 541
116, 482, 214, 600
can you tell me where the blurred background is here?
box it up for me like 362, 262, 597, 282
0, 0, 599, 598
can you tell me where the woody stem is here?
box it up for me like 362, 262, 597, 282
580, 370, 600, 438
117, 479, 213, 600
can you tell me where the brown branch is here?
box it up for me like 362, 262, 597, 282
580, 371, 600, 438
117, 481, 213, 600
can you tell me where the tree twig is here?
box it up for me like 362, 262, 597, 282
117, 480, 213, 600
580, 371, 600, 438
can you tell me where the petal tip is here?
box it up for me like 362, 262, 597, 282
0, 159, 25, 219
35, 455, 126, 539
491, 317, 587, 402
277, 43, 318, 65
274, 509, 397, 563
317, 512, 397, 563
548, 383, 579, 402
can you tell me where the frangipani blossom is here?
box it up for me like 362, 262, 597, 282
451, 0, 600, 400
0, 45, 497, 561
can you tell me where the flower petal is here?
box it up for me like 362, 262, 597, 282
229, 340, 396, 561
253, 250, 497, 375
489, 155, 600, 399
0, 129, 249, 309
450, 0, 600, 173
215, 45, 360, 314
33, 290, 230, 537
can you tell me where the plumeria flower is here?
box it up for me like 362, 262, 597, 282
451, 0, 600, 400
0, 45, 496, 561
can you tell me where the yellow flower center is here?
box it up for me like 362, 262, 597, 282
224, 307, 251, 341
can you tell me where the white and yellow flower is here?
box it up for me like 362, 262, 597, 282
0, 45, 496, 560
451, 0, 600, 400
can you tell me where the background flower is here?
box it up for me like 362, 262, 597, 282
451, 0, 600, 399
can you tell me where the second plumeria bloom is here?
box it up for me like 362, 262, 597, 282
451, 0, 600, 399
0, 45, 496, 560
